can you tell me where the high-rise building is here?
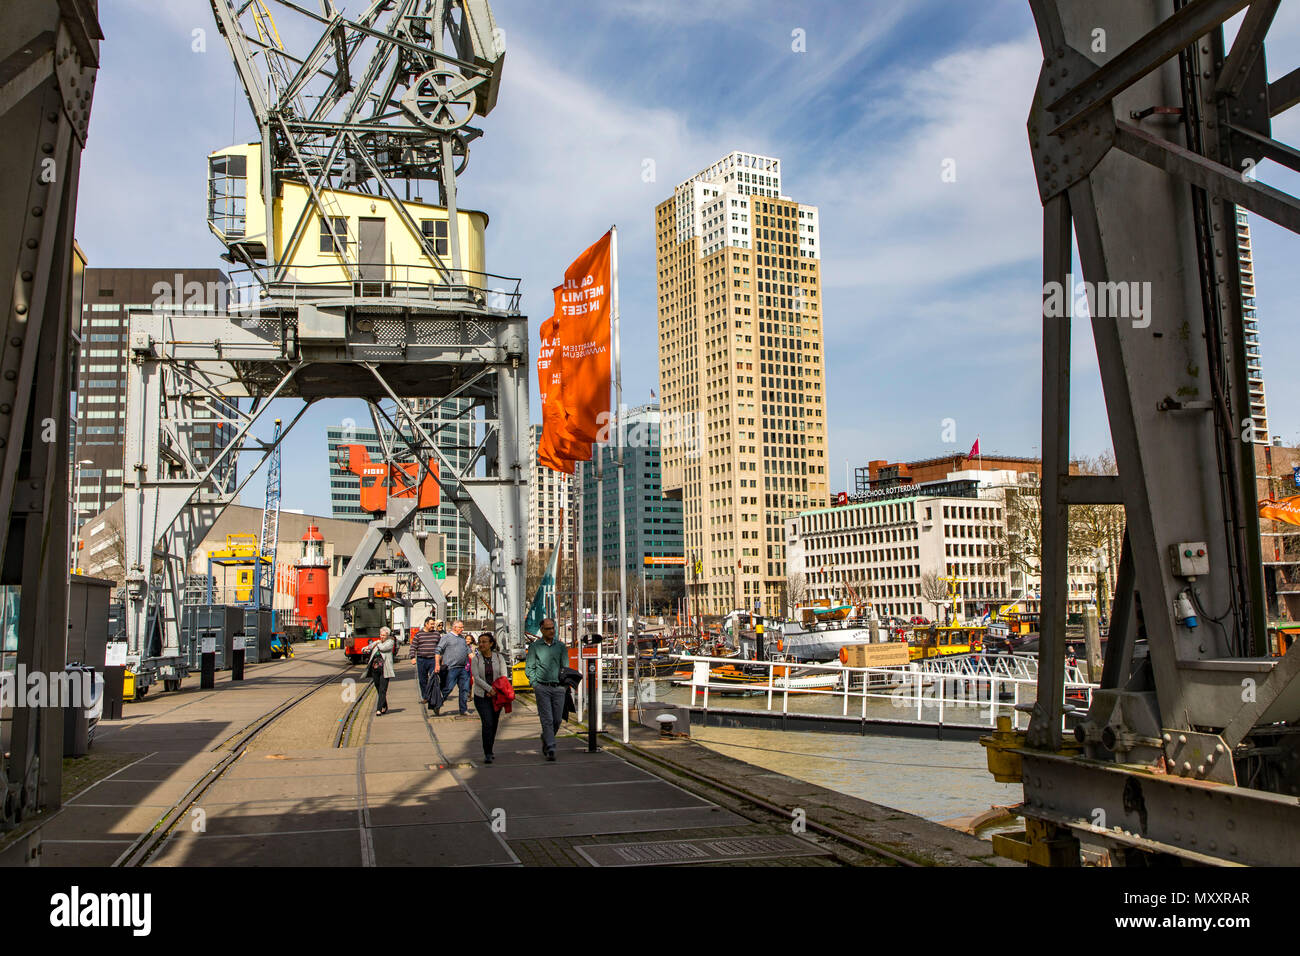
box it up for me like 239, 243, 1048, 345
527, 425, 572, 554
325, 398, 472, 566
1238, 209, 1270, 443
72, 268, 232, 533
578, 404, 684, 611
655, 151, 828, 615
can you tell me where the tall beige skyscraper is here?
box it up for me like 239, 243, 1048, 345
655, 151, 828, 615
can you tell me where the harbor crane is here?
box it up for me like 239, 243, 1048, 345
984, 0, 1300, 867
115, 0, 529, 696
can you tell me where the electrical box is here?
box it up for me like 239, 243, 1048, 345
1170, 541, 1209, 577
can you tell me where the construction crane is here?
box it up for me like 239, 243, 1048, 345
258, 418, 282, 614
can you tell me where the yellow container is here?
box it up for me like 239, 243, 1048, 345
511, 660, 531, 690
124, 669, 137, 701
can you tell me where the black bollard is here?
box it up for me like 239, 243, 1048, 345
200, 635, 215, 690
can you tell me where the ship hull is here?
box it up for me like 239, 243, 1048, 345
778, 626, 878, 662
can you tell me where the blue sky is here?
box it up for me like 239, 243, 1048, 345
76, 1, 1300, 515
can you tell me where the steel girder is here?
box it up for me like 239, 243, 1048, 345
1019, 750, 1300, 865
0, 0, 101, 831
326, 495, 448, 634
123, 299, 529, 660
1021, 0, 1300, 862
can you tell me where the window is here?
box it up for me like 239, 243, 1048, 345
208, 153, 247, 238
319, 216, 348, 254
421, 219, 449, 257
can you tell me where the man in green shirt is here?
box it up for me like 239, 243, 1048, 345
524, 618, 568, 761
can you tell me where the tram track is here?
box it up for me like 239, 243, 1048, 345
114, 657, 358, 867
604, 732, 925, 867
333, 676, 374, 748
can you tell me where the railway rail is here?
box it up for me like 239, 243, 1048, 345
114, 657, 357, 867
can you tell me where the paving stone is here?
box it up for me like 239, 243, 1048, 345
148, 829, 362, 867
362, 769, 461, 796
369, 822, 517, 866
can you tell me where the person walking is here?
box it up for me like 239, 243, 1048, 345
366, 626, 396, 716
433, 619, 471, 716
470, 632, 509, 763
453, 621, 474, 707
524, 618, 568, 761
409, 617, 442, 709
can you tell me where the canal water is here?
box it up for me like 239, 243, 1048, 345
622, 677, 1023, 825
687, 723, 1022, 824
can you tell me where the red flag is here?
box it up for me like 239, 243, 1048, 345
556, 232, 612, 445
968, 438, 980, 458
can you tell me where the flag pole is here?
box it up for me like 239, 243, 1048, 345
612, 225, 630, 744
596, 454, 603, 685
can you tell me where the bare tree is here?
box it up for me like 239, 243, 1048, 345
1001, 457, 1126, 611
920, 571, 949, 622
785, 572, 807, 615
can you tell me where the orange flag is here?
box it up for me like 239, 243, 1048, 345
537, 314, 590, 471
555, 232, 612, 445
1261, 496, 1300, 527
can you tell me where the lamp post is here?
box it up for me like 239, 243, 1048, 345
71, 458, 93, 573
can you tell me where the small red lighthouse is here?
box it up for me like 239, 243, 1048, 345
295, 525, 330, 629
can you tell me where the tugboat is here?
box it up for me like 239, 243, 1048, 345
908, 576, 987, 660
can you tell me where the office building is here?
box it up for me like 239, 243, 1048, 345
1239, 209, 1269, 444
577, 404, 684, 610
325, 401, 472, 567
527, 424, 573, 553
856, 454, 1041, 495
655, 151, 828, 615
72, 267, 232, 533
786, 470, 1103, 620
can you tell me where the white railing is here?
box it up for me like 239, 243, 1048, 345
670, 653, 1096, 732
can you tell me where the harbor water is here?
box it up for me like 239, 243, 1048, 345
616, 676, 1025, 826
688, 723, 1022, 824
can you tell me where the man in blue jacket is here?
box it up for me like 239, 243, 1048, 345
433, 620, 470, 716
525, 618, 568, 761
